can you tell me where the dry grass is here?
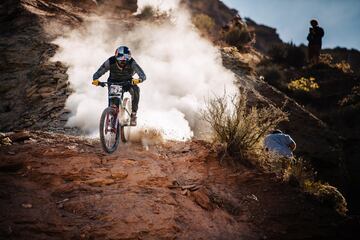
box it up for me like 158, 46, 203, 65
258, 152, 348, 215
202, 90, 288, 161
202, 90, 348, 215
303, 180, 348, 215
269, 155, 348, 216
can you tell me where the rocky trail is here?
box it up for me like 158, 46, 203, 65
1, 0, 360, 239
0, 131, 358, 240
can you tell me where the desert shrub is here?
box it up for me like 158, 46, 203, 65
284, 158, 315, 185
255, 150, 288, 175
339, 85, 360, 106
285, 43, 306, 68
303, 180, 348, 215
285, 157, 347, 215
192, 14, 215, 34
202, 91, 288, 159
257, 64, 287, 88
138, 5, 155, 19
318, 54, 352, 73
268, 43, 306, 68
288, 77, 319, 92
256, 151, 315, 184
335, 60, 353, 73
319, 53, 333, 65
224, 27, 253, 51
268, 44, 287, 63
259, 154, 348, 215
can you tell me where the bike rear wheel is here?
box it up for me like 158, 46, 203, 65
99, 107, 120, 153
120, 97, 131, 143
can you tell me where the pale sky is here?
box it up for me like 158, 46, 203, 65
223, 0, 360, 50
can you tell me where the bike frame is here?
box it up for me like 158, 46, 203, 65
99, 81, 133, 153
101, 81, 132, 130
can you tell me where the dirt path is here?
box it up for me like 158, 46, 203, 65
0, 131, 358, 240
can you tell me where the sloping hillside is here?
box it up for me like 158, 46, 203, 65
1, 0, 360, 239
1, 131, 357, 239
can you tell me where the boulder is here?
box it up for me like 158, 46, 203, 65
110, 168, 128, 180
85, 178, 115, 187
8, 131, 31, 142
191, 189, 213, 210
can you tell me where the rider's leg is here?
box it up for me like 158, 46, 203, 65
128, 85, 140, 113
128, 85, 140, 126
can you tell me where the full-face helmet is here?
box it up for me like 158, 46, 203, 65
115, 46, 132, 63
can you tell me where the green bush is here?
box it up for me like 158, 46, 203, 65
192, 14, 215, 34
202, 91, 288, 160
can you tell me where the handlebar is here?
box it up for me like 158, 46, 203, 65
98, 81, 132, 87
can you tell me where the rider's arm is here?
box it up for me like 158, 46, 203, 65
93, 58, 111, 80
131, 60, 146, 82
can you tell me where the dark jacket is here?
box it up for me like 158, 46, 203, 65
307, 26, 325, 46
93, 56, 146, 83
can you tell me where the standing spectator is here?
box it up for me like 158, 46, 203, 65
307, 19, 325, 64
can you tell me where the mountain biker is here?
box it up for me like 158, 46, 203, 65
92, 46, 146, 126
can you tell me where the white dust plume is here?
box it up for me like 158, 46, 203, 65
52, 5, 237, 141
136, 0, 180, 13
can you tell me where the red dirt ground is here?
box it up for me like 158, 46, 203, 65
0, 131, 358, 240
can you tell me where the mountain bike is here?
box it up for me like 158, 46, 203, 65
98, 81, 132, 153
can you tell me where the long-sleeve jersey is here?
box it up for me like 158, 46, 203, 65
307, 26, 324, 46
93, 56, 146, 83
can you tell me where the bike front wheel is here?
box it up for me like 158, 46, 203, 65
99, 107, 120, 153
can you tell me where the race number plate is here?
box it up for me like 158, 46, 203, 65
109, 85, 122, 94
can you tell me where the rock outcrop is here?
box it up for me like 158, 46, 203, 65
0, 0, 137, 132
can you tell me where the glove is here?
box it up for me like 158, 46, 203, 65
92, 79, 100, 86
132, 79, 142, 85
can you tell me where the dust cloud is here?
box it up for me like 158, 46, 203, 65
52, 1, 236, 141
136, 0, 180, 13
